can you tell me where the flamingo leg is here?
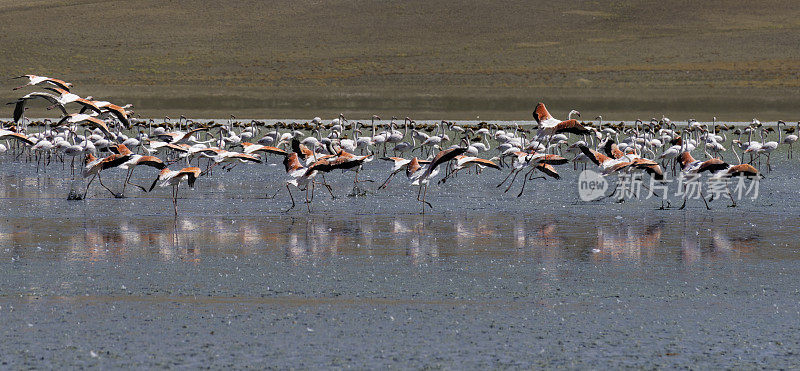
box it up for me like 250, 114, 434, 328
285, 183, 296, 211
84, 173, 97, 199
378, 170, 399, 190
504, 169, 521, 193
438, 169, 459, 184
320, 174, 336, 199
305, 186, 311, 212
727, 186, 737, 208
97, 173, 121, 198
767, 153, 772, 172
416, 183, 425, 213
496, 169, 515, 188
678, 182, 688, 210
517, 168, 539, 198
173, 185, 178, 215
122, 168, 133, 195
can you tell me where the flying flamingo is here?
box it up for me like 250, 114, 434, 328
708, 163, 761, 207
0, 129, 35, 146
56, 114, 114, 137
6, 92, 68, 123
40, 87, 102, 114
531, 102, 591, 142
676, 151, 730, 209
438, 155, 501, 184
377, 157, 431, 189
12, 75, 73, 91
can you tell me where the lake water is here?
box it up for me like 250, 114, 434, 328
0, 125, 798, 368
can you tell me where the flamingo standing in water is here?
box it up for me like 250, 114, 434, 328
149, 167, 202, 215
708, 163, 762, 208
82, 152, 132, 199
282, 152, 322, 211
119, 154, 167, 196
409, 146, 467, 213
781, 121, 798, 159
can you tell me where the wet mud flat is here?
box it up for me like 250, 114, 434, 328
0, 157, 799, 368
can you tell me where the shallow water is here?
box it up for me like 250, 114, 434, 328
1, 140, 799, 368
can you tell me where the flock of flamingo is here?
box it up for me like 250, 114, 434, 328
2, 74, 782, 214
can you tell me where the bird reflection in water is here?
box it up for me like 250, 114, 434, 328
0, 212, 770, 265
593, 223, 663, 261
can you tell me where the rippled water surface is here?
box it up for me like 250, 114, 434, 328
1, 144, 799, 368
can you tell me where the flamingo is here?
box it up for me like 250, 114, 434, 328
758, 126, 779, 171
119, 154, 167, 196
148, 167, 202, 215
56, 114, 114, 138
409, 146, 467, 212
282, 152, 329, 211
241, 142, 287, 157
675, 151, 730, 209
156, 127, 210, 144
781, 121, 798, 159
39, 87, 102, 114
306, 148, 374, 195
438, 155, 501, 184
532, 102, 591, 140
495, 150, 568, 195
708, 163, 762, 207
6, 92, 68, 123
82, 152, 132, 199
12, 75, 73, 91
377, 157, 431, 189
0, 129, 35, 146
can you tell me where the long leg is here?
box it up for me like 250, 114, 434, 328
700, 187, 711, 210
728, 189, 737, 207
122, 168, 133, 195
438, 168, 460, 184
767, 153, 772, 172
285, 183, 296, 211
97, 173, 120, 198
378, 170, 399, 190
305, 186, 311, 212
504, 169, 521, 193
496, 169, 515, 188
320, 174, 336, 199
517, 168, 544, 198
173, 185, 178, 215
84, 173, 97, 199
679, 182, 688, 210
416, 183, 432, 211
517, 168, 534, 197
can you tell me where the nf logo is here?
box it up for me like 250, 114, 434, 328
578, 170, 608, 201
